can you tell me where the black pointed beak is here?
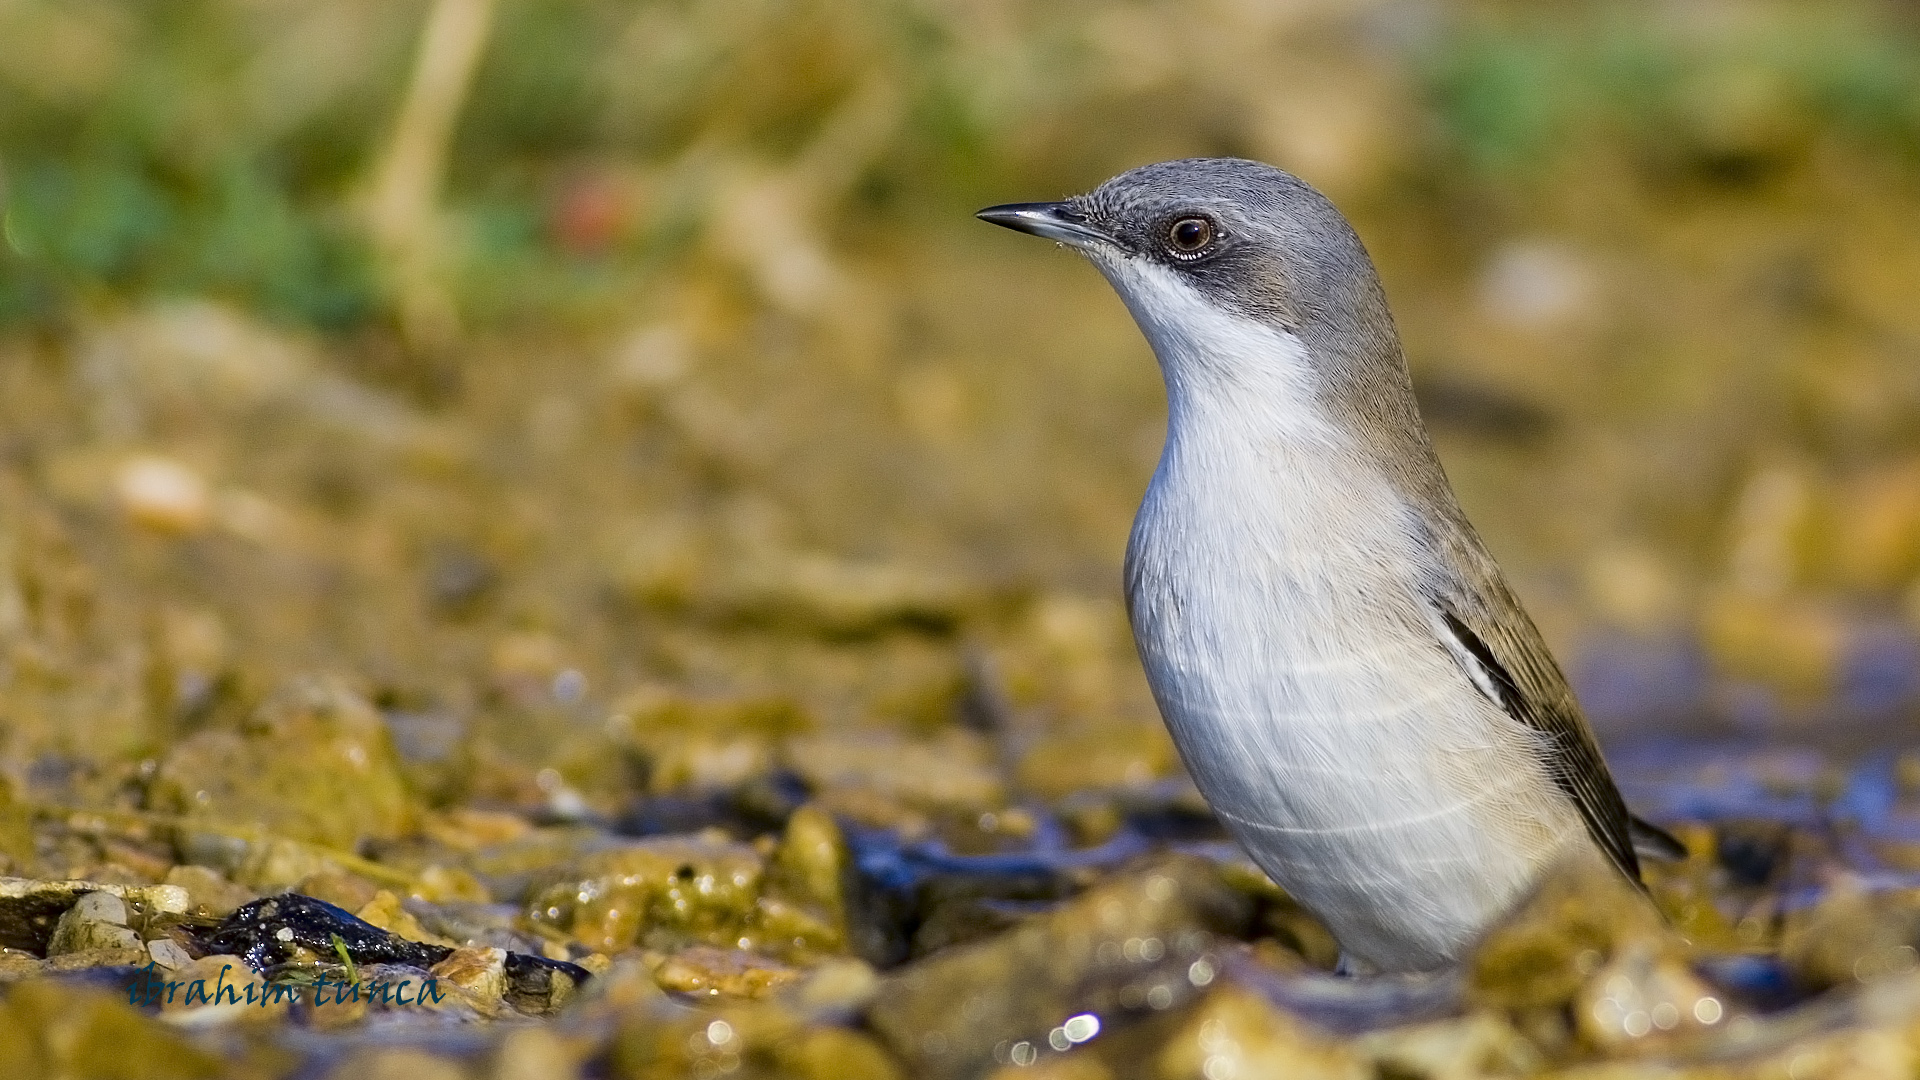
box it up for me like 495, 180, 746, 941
975, 202, 1113, 249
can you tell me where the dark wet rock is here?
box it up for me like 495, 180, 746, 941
1114, 781, 1231, 844
842, 825, 1120, 967
911, 896, 1051, 958
1715, 820, 1796, 888
865, 856, 1258, 1080
198, 894, 451, 970
1694, 953, 1802, 1013
503, 949, 586, 1014
616, 769, 812, 840
189, 893, 589, 1014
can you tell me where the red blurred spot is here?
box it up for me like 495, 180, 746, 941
550, 173, 631, 255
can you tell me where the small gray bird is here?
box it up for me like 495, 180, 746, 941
979, 158, 1679, 974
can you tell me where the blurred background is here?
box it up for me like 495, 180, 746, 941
4, 0, 1920, 828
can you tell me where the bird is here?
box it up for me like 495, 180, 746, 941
977, 158, 1681, 974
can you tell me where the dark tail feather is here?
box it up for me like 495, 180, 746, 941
1630, 815, 1687, 863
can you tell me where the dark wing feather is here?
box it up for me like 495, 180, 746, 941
1434, 600, 1645, 886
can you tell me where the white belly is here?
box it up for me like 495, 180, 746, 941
1126, 469, 1585, 972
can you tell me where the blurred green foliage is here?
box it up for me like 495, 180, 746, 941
3, 1, 1920, 331
1430, 15, 1920, 176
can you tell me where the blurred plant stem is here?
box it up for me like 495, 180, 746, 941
362, 0, 496, 353
707, 77, 903, 322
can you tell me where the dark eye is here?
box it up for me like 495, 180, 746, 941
1167, 217, 1214, 256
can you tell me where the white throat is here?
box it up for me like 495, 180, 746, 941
1094, 257, 1343, 450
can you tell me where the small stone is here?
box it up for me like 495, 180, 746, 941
0, 979, 228, 1074
1358, 1012, 1545, 1079
354, 890, 456, 947
0, 949, 44, 982
47, 896, 141, 956
412, 864, 492, 904
293, 869, 382, 914
1782, 875, 1920, 991
149, 677, 418, 852
614, 998, 901, 1080
1476, 241, 1599, 331
147, 938, 196, 970
162, 860, 261, 910
46, 947, 147, 970
116, 454, 211, 534
1466, 852, 1674, 1012
760, 803, 849, 955
0, 879, 181, 954
867, 857, 1257, 1080
493, 1026, 581, 1080
525, 833, 765, 953
1014, 723, 1175, 800
72, 892, 129, 925
1154, 982, 1366, 1079
1574, 941, 1734, 1052
786, 729, 1004, 814
653, 945, 802, 999
793, 957, 881, 1018
986, 1058, 1113, 1080
157, 953, 288, 1022
328, 1048, 471, 1080
429, 946, 508, 1015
